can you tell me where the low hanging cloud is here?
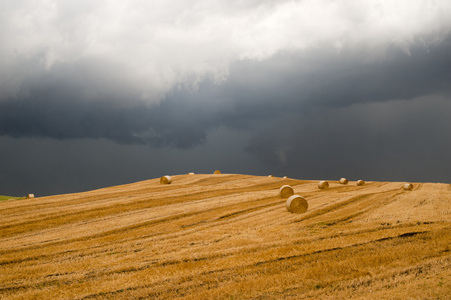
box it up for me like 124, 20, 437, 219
1, 35, 450, 150
245, 94, 451, 181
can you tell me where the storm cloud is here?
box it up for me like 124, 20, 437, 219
1, 1, 451, 196
2, 37, 450, 145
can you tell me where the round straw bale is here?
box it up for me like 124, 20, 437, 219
279, 185, 294, 198
160, 175, 172, 184
283, 176, 288, 178
286, 195, 308, 214
339, 178, 348, 185
27, 194, 35, 199
214, 170, 221, 174
357, 180, 365, 186
188, 172, 195, 175
268, 175, 274, 177
403, 183, 413, 191
318, 180, 329, 189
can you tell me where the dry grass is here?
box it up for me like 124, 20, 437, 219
0, 174, 450, 299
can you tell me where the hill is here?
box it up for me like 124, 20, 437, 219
0, 174, 450, 299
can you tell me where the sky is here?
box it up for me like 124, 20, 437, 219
1, 0, 451, 196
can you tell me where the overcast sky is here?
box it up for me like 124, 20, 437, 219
1, 0, 451, 196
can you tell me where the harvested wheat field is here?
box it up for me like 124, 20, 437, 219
0, 174, 450, 299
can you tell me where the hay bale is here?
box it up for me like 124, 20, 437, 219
403, 183, 413, 191
318, 180, 329, 189
27, 194, 34, 199
160, 175, 172, 184
214, 170, 221, 174
357, 180, 365, 186
279, 185, 294, 198
188, 172, 195, 175
268, 175, 274, 177
339, 178, 348, 185
283, 176, 288, 178
286, 195, 308, 214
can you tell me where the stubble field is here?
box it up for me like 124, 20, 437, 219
0, 174, 450, 299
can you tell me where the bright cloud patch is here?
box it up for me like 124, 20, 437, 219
1, 0, 451, 102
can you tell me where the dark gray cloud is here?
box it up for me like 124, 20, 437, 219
0, 128, 258, 196
225, 37, 451, 110
245, 95, 451, 181
0, 60, 222, 148
2, 36, 450, 146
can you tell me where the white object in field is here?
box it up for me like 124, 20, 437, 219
160, 175, 172, 184
339, 178, 348, 185
403, 183, 413, 191
318, 180, 329, 189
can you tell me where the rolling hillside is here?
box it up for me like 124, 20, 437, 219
0, 174, 450, 299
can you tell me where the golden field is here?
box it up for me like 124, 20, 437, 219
0, 174, 450, 299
